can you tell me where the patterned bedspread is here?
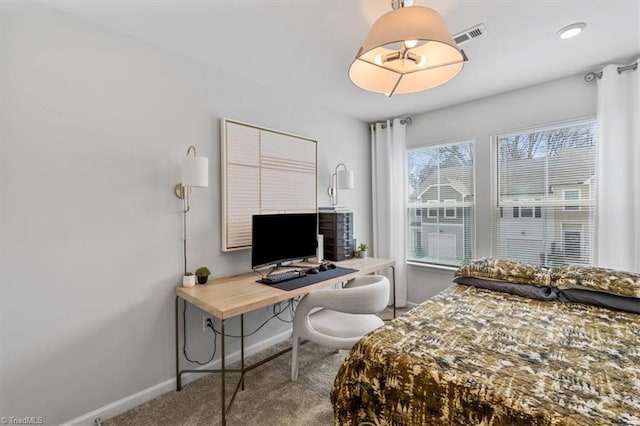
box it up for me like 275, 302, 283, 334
331, 284, 640, 426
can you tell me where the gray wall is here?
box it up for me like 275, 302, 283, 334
0, 3, 370, 424
406, 74, 597, 303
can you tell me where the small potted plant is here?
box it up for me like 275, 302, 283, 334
195, 266, 211, 284
357, 243, 368, 258
182, 272, 196, 287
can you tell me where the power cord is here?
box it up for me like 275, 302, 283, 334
272, 298, 298, 323
182, 301, 217, 365
182, 297, 301, 364
207, 298, 300, 337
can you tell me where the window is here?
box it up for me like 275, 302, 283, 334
427, 200, 439, 218
493, 119, 596, 266
511, 202, 542, 219
563, 189, 581, 211
407, 141, 475, 266
444, 200, 457, 219
521, 206, 533, 218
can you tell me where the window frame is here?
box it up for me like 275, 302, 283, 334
509, 198, 542, 220
444, 199, 457, 219
406, 140, 476, 268
563, 189, 581, 211
491, 117, 597, 266
426, 200, 439, 218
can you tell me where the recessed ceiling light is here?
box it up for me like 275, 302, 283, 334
558, 23, 586, 39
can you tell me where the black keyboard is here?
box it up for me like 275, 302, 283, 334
259, 270, 307, 285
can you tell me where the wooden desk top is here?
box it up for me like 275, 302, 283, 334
175, 257, 395, 320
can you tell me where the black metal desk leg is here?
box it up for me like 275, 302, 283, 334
175, 296, 181, 391
241, 314, 245, 390
221, 319, 226, 426
391, 265, 397, 319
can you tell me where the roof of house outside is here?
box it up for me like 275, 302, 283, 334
409, 164, 474, 200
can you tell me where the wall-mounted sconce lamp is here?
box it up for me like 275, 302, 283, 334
327, 163, 354, 206
174, 145, 208, 275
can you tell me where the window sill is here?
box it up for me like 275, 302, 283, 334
406, 261, 458, 272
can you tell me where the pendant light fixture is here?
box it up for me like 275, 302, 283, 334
349, 0, 467, 97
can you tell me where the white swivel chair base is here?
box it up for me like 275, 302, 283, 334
291, 311, 384, 380
290, 275, 389, 381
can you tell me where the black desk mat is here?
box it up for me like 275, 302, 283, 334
259, 266, 358, 291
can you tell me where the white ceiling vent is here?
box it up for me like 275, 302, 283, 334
453, 23, 487, 46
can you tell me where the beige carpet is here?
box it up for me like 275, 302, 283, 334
105, 307, 408, 426
105, 341, 346, 426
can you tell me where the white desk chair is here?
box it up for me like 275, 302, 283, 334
291, 275, 390, 381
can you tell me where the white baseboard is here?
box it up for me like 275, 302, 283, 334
61, 329, 293, 426
406, 301, 419, 308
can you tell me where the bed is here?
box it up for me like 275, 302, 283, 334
331, 259, 640, 426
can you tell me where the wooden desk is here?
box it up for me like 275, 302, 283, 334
174, 256, 395, 425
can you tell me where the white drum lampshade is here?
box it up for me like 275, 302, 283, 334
328, 163, 354, 207
182, 155, 208, 188
348, 4, 466, 96
338, 169, 355, 190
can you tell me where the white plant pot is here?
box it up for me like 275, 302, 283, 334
359, 250, 367, 258
182, 275, 196, 287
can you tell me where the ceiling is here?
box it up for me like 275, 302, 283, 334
42, 0, 640, 122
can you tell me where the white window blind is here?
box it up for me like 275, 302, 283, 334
493, 118, 597, 266
407, 141, 475, 266
222, 119, 317, 251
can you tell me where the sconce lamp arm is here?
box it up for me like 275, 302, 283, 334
328, 163, 349, 206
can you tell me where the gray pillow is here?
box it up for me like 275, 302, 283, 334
557, 289, 640, 314
453, 276, 558, 301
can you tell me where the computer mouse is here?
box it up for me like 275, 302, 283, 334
318, 264, 328, 271
308, 267, 319, 274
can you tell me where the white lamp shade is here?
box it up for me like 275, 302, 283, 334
348, 6, 465, 95
182, 155, 208, 187
338, 169, 355, 190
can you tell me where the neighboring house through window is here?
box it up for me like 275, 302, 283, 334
407, 141, 475, 267
493, 118, 597, 266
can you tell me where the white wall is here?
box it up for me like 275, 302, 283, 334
0, 3, 370, 424
406, 74, 597, 303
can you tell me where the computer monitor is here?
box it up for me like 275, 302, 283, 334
251, 213, 318, 270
